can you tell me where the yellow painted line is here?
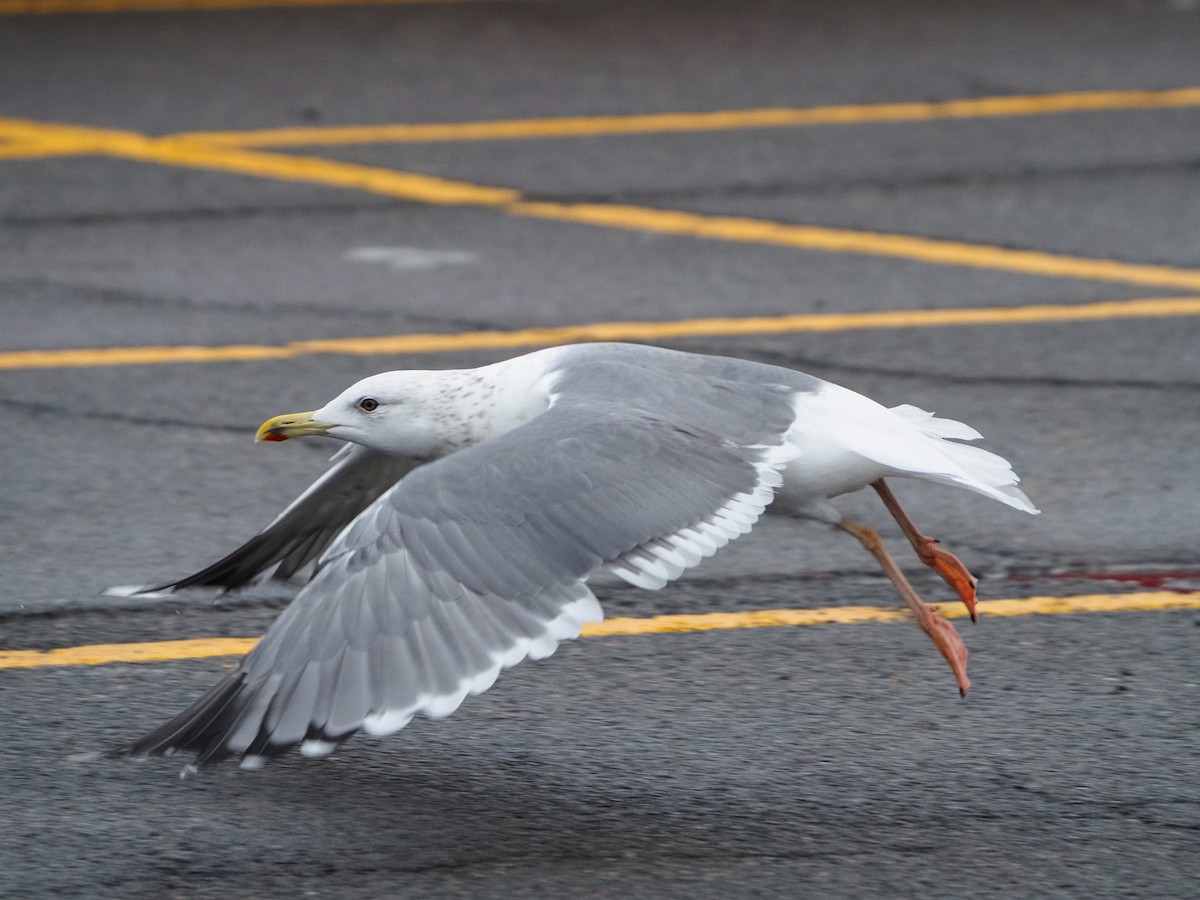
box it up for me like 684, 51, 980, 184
0, 637, 258, 670
3, 296, 1200, 371
0, 343, 298, 370
1, 592, 1196, 670
0, 119, 112, 145
179, 86, 1200, 148
0, 118, 519, 206
508, 201, 1200, 290
0, 0, 484, 14
590, 591, 1200, 637
0, 140, 93, 161
6, 116, 1200, 291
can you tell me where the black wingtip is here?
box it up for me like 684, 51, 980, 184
116, 669, 248, 765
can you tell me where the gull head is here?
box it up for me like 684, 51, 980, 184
255, 370, 477, 458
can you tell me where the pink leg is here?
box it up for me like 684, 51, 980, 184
839, 516, 970, 697
872, 479, 979, 622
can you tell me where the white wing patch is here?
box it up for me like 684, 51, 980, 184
226, 584, 602, 770
351, 583, 602, 741
606, 438, 800, 590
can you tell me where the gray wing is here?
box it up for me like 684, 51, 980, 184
120, 387, 799, 768
143, 444, 420, 592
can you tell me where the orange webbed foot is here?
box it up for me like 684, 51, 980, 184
911, 602, 971, 697
918, 539, 979, 622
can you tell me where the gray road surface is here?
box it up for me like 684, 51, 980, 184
1, 1, 1199, 897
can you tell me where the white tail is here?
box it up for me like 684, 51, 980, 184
890, 404, 1039, 514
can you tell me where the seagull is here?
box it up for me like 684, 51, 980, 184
117, 342, 1037, 770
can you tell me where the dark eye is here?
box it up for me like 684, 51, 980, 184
358, 397, 379, 412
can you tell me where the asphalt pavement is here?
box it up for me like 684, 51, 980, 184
1, 1, 1199, 897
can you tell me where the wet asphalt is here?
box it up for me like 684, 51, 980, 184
1, 1, 1199, 897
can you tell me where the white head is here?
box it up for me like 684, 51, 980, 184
255, 369, 489, 458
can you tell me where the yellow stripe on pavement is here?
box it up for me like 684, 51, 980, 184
2, 591, 1196, 670
181, 86, 1200, 148
2, 297, 1199, 371
508, 201, 1200, 290
0, 118, 520, 206
0, 140, 96, 160
588, 591, 1200, 636
0, 637, 259, 669
5, 116, 1200, 291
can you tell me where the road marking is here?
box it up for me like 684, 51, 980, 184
507, 201, 1200, 290
590, 591, 1200, 636
1, 591, 1196, 670
0, 0, 484, 14
2, 296, 1199, 371
0, 118, 520, 206
0, 140, 94, 161
0, 637, 259, 669
5, 116, 1200, 292
344, 246, 478, 271
178, 86, 1200, 148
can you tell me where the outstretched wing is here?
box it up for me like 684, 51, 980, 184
120, 384, 800, 768
145, 444, 420, 592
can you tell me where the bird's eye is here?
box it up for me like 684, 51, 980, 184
358, 397, 379, 412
